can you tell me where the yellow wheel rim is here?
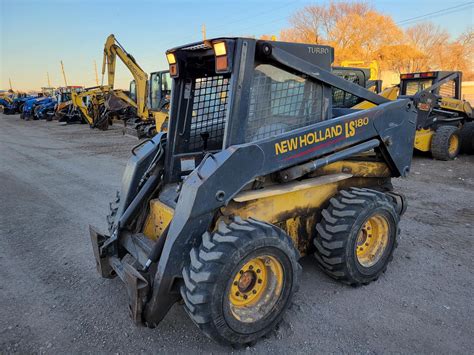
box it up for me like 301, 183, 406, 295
356, 214, 390, 268
448, 134, 459, 155
229, 255, 283, 323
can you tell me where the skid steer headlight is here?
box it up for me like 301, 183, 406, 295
213, 41, 230, 73
166, 52, 179, 78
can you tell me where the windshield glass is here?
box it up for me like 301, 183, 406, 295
150, 73, 160, 110
245, 64, 323, 143
161, 72, 171, 97
404, 79, 433, 95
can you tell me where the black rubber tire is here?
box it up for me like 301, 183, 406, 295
106, 191, 120, 234
314, 187, 399, 286
431, 125, 461, 160
460, 122, 474, 154
181, 217, 301, 346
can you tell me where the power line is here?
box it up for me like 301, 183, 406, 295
208, 0, 300, 33
396, 2, 473, 25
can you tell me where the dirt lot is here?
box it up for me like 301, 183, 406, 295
1, 114, 473, 353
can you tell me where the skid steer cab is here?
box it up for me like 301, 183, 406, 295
399, 71, 474, 159
90, 37, 435, 346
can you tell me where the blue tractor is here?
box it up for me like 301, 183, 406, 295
34, 98, 57, 120
21, 96, 49, 120
3, 95, 34, 114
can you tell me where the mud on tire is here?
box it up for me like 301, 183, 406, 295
431, 125, 461, 160
314, 187, 399, 286
181, 217, 301, 346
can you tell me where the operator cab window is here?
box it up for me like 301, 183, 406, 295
439, 80, 456, 98
332, 71, 363, 108
405, 79, 433, 95
161, 72, 172, 98
150, 74, 160, 110
245, 64, 323, 143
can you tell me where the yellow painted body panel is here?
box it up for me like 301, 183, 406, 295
312, 160, 391, 177
351, 86, 399, 110
439, 97, 473, 117
143, 161, 390, 253
152, 110, 169, 132
143, 199, 174, 240
414, 129, 434, 152
341, 60, 379, 80
221, 175, 387, 255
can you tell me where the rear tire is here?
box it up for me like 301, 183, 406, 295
314, 187, 399, 286
460, 122, 474, 154
181, 217, 301, 346
431, 126, 460, 160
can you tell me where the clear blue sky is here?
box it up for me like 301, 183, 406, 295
1, 0, 472, 91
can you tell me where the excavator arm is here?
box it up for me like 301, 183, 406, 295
103, 34, 149, 120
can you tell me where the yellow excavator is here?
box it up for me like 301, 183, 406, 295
102, 34, 170, 137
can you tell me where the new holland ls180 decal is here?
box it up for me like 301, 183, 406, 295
275, 117, 369, 156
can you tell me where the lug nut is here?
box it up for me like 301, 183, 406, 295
256, 269, 261, 273
252, 290, 257, 294
258, 279, 262, 284
235, 292, 240, 296
233, 281, 238, 286
249, 265, 253, 270
243, 295, 248, 300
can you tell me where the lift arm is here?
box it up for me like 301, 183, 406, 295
102, 34, 149, 119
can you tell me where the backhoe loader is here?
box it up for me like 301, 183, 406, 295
71, 85, 137, 130
102, 34, 170, 137
89, 38, 434, 346
399, 71, 473, 159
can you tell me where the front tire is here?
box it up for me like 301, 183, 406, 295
314, 188, 399, 286
181, 217, 301, 346
431, 125, 460, 160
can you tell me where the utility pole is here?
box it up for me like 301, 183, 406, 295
60, 60, 68, 86
47, 72, 52, 87
94, 60, 99, 86
202, 24, 206, 40
9, 78, 13, 91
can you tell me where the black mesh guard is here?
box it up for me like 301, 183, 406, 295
180, 75, 230, 152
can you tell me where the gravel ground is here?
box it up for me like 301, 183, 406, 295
0, 114, 473, 353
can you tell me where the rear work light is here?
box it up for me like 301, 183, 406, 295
213, 41, 229, 73
401, 72, 435, 79
420, 72, 435, 78
166, 52, 178, 77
